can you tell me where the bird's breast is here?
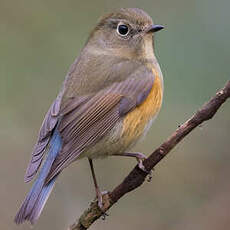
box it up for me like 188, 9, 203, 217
81, 67, 163, 159
121, 70, 163, 147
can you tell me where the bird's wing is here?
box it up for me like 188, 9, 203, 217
24, 89, 90, 183
24, 92, 62, 183
46, 68, 155, 182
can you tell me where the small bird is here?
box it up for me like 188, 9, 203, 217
15, 8, 164, 225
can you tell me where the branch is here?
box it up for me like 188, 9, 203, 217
68, 80, 230, 230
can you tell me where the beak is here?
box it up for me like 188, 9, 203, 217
146, 24, 164, 33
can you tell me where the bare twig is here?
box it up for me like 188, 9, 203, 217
68, 80, 230, 230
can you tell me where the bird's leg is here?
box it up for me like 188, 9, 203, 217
88, 158, 104, 209
88, 159, 109, 219
112, 152, 153, 181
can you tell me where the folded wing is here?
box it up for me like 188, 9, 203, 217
46, 69, 155, 182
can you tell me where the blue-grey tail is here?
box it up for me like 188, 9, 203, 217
14, 130, 62, 225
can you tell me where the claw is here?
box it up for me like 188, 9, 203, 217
147, 169, 153, 182
101, 212, 109, 220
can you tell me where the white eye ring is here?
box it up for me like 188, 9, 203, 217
117, 23, 129, 36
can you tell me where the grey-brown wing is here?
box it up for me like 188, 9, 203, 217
46, 71, 154, 182
24, 91, 90, 183
24, 92, 62, 183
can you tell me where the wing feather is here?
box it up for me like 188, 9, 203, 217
45, 70, 155, 182
24, 95, 62, 183
24, 92, 90, 183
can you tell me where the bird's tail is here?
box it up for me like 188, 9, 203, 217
14, 130, 62, 225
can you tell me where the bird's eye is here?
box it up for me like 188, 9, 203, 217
117, 24, 129, 36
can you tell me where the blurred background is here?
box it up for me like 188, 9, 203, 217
0, 0, 230, 229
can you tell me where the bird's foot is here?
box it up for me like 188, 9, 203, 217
96, 190, 109, 219
112, 151, 153, 182
136, 155, 153, 182
96, 190, 108, 209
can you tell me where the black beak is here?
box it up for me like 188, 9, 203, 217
146, 24, 164, 33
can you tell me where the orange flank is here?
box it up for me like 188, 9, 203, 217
121, 74, 163, 145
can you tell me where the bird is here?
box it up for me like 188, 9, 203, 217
14, 8, 164, 225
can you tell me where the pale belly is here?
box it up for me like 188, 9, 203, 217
80, 74, 163, 159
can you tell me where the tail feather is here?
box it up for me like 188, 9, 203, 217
15, 130, 62, 224
30, 175, 57, 224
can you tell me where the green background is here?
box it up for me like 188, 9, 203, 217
1, 0, 230, 229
